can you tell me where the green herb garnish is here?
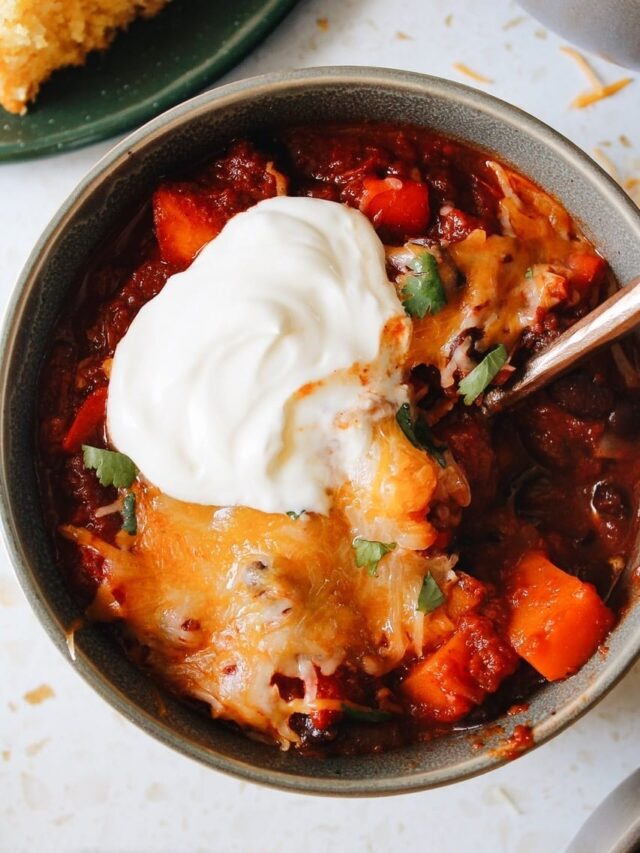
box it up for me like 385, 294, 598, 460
410, 249, 441, 277
525, 267, 534, 279
417, 571, 445, 614
401, 251, 447, 319
396, 403, 447, 468
82, 445, 138, 489
341, 704, 393, 723
457, 344, 508, 406
352, 537, 397, 577
121, 492, 137, 535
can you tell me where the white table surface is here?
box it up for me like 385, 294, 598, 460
1, 1, 639, 851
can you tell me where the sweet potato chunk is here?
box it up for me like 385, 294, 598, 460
152, 143, 281, 268
402, 614, 518, 722
403, 629, 479, 721
506, 551, 614, 681
152, 185, 228, 268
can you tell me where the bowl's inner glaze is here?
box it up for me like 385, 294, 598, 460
2, 69, 640, 794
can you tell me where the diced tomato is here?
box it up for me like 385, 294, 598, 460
506, 550, 614, 681
359, 176, 430, 237
438, 207, 486, 243
402, 614, 518, 723
309, 671, 342, 730
79, 545, 106, 583
308, 668, 377, 730
152, 184, 227, 268
565, 252, 606, 289
61, 386, 108, 453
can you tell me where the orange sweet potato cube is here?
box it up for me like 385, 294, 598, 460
402, 629, 479, 722
507, 551, 614, 681
152, 184, 225, 268
402, 613, 518, 723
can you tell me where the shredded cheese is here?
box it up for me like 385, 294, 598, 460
94, 497, 123, 518
265, 162, 288, 196
60, 418, 464, 747
561, 46, 632, 109
64, 616, 85, 660
408, 166, 596, 378
572, 78, 633, 109
452, 63, 493, 84
502, 16, 525, 31
560, 46, 603, 89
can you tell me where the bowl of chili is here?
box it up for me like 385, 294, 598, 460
1, 66, 640, 795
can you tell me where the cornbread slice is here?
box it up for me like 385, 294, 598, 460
0, 0, 170, 115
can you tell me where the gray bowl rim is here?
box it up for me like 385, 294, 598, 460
1, 65, 640, 797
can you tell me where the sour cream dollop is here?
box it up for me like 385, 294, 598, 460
107, 196, 410, 514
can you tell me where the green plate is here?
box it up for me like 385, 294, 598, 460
0, 0, 298, 162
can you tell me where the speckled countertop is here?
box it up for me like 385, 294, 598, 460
1, 1, 639, 851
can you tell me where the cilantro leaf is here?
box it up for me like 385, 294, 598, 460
396, 403, 447, 468
121, 492, 137, 535
417, 571, 445, 613
341, 704, 393, 723
352, 537, 396, 577
401, 275, 446, 319
409, 249, 438, 276
401, 251, 447, 319
457, 344, 508, 406
82, 445, 138, 489
414, 420, 447, 469
286, 510, 304, 520
525, 266, 534, 279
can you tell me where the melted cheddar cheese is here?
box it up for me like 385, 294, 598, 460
409, 165, 602, 375
62, 418, 463, 746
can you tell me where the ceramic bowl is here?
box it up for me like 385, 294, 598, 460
1, 67, 639, 795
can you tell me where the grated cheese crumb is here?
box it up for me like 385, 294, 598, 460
572, 78, 633, 109
452, 63, 493, 84
65, 617, 85, 660
502, 16, 525, 30
23, 684, 55, 705
560, 47, 633, 109
560, 46, 603, 89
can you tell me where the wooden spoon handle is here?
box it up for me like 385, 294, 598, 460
484, 276, 640, 415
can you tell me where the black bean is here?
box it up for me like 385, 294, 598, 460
591, 481, 628, 519
608, 399, 640, 439
548, 370, 614, 420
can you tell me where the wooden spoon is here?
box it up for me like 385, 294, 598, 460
483, 276, 640, 415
